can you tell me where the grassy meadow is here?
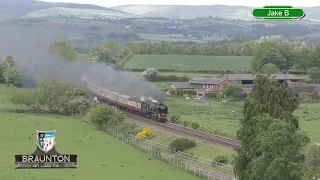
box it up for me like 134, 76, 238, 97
164, 97, 320, 142
124, 55, 252, 72
0, 85, 205, 180
137, 33, 227, 43
23, 7, 139, 19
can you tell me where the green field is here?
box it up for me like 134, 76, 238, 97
164, 97, 320, 142
132, 121, 235, 161
23, 7, 139, 19
0, 86, 203, 180
137, 33, 227, 43
124, 55, 252, 71
133, 71, 222, 78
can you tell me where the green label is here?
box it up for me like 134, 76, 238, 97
252, 6, 305, 20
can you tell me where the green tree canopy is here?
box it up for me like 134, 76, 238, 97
89, 45, 115, 63
259, 50, 287, 71
307, 67, 320, 81
260, 63, 280, 74
222, 84, 244, 98
234, 74, 309, 180
48, 42, 77, 61
89, 104, 125, 130
4, 66, 22, 87
9, 76, 90, 115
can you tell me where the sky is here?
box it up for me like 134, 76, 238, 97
39, 0, 320, 8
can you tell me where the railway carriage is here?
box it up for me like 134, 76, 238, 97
108, 91, 119, 104
127, 96, 142, 112
81, 75, 168, 123
118, 94, 130, 109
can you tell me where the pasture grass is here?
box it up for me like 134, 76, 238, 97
124, 55, 252, 72
0, 85, 203, 180
23, 7, 139, 19
137, 33, 227, 43
133, 71, 222, 78
164, 97, 320, 142
135, 124, 235, 162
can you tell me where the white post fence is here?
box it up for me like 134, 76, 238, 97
105, 128, 236, 180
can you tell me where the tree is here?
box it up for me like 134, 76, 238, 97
222, 84, 244, 99
294, 48, 313, 72
304, 143, 320, 180
259, 50, 287, 71
308, 67, 320, 82
89, 45, 115, 63
234, 74, 309, 180
251, 41, 279, 72
4, 66, 22, 87
0, 55, 16, 83
48, 42, 77, 61
260, 63, 280, 74
309, 46, 320, 68
117, 47, 131, 59
142, 68, 159, 80
9, 76, 90, 115
89, 104, 125, 130
104, 39, 120, 54
247, 115, 309, 180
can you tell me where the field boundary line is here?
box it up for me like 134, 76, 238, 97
80, 117, 236, 179
105, 127, 236, 180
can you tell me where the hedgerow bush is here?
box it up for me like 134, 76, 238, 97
169, 137, 196, 152
214, 155, 228, 164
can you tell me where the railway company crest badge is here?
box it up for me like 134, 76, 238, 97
36, 130, 56, 153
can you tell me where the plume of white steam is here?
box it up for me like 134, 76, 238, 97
0, 25, 165, 102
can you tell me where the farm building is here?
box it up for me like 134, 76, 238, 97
169, 77, 235, 98
290, 86, 320, 96
218, 74, 301, 85
169, 74, 320, 98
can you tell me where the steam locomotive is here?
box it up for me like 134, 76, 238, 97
80, 75, 168, 123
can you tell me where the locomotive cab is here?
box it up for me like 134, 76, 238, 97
158, 104, 168, 123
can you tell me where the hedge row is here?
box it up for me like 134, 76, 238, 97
116, 52, 134, 66
167, 89, 197, 96
149, 75, 189, 82
125, 68, 252, 74
125, 68, 307, 75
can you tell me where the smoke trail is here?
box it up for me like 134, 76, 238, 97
0, 25, 165, 102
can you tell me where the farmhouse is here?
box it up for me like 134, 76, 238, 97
170, 74, 320, 98
169, 77, 235, 97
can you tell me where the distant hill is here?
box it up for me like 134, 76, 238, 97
23, 7, 140, 19
112, 5, 320, 20
0, 0, 130, 17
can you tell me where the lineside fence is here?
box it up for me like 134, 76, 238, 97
104, 128, 236, 180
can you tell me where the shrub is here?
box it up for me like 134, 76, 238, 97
89, 104, 125, 130
9, 76, 90, 115
168, 89, 197, 97
308, 67, 320, 81
115, 122, 139, 134
206, 92, 217, 98
136, 127, 153, 139
170, 115, 180, 123
149, 75, 189, 82
191, 122, 200, 129
182, 121, 190, 127
126, 69, 252, 74
169, 138, 196, 152
214, 155, 228, 164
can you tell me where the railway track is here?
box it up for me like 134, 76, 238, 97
124, 111, 241, 148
